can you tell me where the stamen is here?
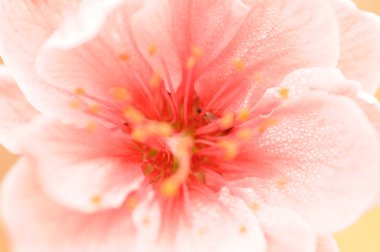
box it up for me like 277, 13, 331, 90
119, 53, 130, 61
375, 87, 380, 102
258, 118, 278, 134
218, 140, 239, 160
236, 108, 250, 122
86, 121, 97, 133
160, 179, 180, 197
160, 136, 193, 197
232, 58, 245, 71
191, 46, 203, 58
110, 87, 131, 101
219, 112, 234, 130
278, 87, 289, 99
123, 106, 145, 124
149, 72, 162, 88
236, 128, 253, 140
91, 194, 102, 206
148, 44, 157, 56
75, 87, 86, 96
87, 104, 100, 114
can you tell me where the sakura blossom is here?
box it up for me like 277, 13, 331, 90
0, 0, 380, 252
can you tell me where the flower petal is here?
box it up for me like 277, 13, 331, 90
231, 187, 316, 252
317, 236, 339, 252
20, 118, 144, 213
36, 0, 162, 119
233, 92, 380, 233
1, 159, 139, 252
0, 66, 37, 153
331, 0, 380, 94
0, 1, 86, 123
196, 0, 340, 111
174, 188, 266, 252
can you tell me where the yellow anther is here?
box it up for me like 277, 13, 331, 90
149, 72, 161, 88
148, 44, 157, 56
198, 227, 207, 236
236, 128, 253, 140
123, 106, 144, 123
91, 194, 102, 206
232, 58, 245, 70
220, 112, 234, 129
0, 57, 3, 64
277, 177, 288, 189
142, 217, 151, 225
191, 46, 203, 58
119, 53, 129, 61
69, 100, 82, 109
375, 87, 380, 102
253, 71, 262, 82
155, 122, 174, 137
111, 87, 131, 101
131, 127, 148, 142
160, 179, 179, 197
258, 118, 278, 134
218, 140, 239, 160
74, 87, 85, 96
236, 108, 250, 122
125, 194, 138, 210
239, 225, 248, 234
88, 104, 100, 114
249, 202, 260, 212
279, 87, 289, 99
86, 121, 97, 133
186, 56, 197, 69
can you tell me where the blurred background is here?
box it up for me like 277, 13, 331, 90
1, 0, 380, 251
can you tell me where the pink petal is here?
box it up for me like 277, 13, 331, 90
0, 1, 88, 124
19, 118, 144, 213
1, 159, 139, 252
331, 0, 380, 94
173, 188, 266, 252
231, 187, 316, 252
196, 0, 340, 111
0, 66, 37, 153
317, 236, 339, 252
233, 92, 380, 233
36, 0, 162, 119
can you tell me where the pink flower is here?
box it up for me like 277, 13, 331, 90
0, 0, 380, 251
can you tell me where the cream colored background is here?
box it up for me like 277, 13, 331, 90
1, 0, 380, 251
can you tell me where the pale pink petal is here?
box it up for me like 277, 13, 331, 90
231, 187, 316, 252
331, 0, 380, 94
20, 118, 144, 212
0, 1, 88, 123
0, 66, 37, 153
317, 236, 339, 252
232, 92, 380, 233
173, 188, 266, 252
196, 0, 340, 111
1, 159, 139, 252
36, 0, 161, 119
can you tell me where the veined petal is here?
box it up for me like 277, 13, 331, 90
19, 118, 144, 213
0, 66, 37, 153
231, 187, 316, 252
317, 236, 340, 252
0, 1, 87, 124
196, 0, 340, 112
330, 0, 380, 94
36, 0, 161, 120
232, 92, 380, 233
1, 159, 139, 252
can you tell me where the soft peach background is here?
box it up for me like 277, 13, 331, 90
1, 0, 380, 251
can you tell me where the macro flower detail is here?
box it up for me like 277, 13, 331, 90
0, 0, 380, 252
